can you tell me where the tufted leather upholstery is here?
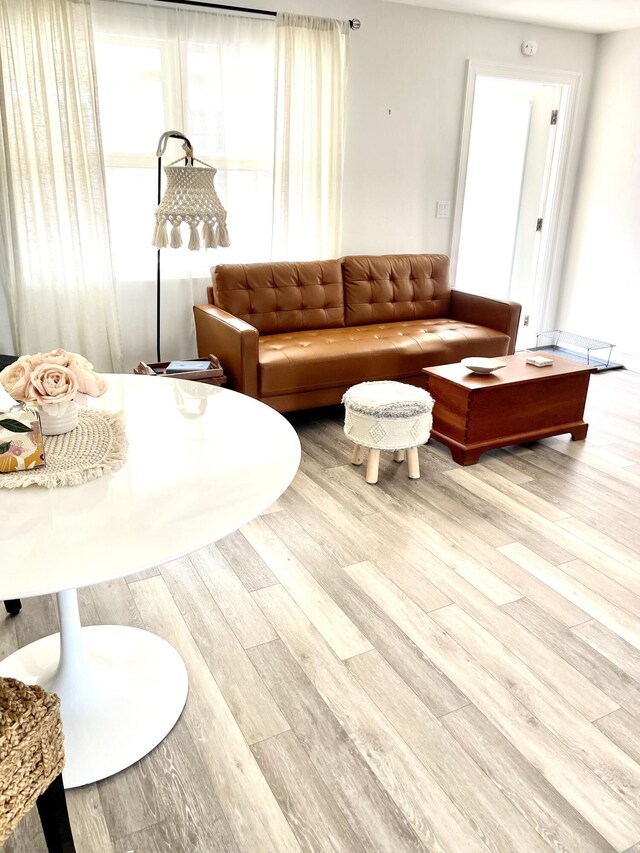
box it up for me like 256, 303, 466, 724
195, 253, 521, 412
258, 319, 509, 397
212, 260, 344, 336
342, 254, 450, 326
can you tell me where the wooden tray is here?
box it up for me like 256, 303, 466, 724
134, 355, 227, 386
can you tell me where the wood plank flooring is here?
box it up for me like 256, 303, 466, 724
3, 367, 640, 853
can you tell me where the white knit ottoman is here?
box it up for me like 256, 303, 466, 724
342, 381, 434, 484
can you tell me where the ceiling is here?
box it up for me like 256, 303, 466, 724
382, 0, 640, 34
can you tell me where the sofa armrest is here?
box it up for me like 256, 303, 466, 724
450, 290, 522, 355
193, 304, 259, 397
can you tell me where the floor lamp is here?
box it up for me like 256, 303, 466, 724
153, 130, 230, 362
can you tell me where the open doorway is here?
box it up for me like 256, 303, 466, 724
450, 62, 582, 349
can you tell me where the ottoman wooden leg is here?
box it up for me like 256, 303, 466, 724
393, 449, 405, 463
407, 446, 420, 479
351, 444, 365, 466
365, 449, 380, 484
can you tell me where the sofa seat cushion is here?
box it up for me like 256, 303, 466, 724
258, 319, 510, 397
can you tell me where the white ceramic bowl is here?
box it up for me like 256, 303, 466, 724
460, 357, 508, 375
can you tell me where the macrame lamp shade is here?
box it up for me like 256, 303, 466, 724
152, 161, 230, 252
152, 130, 230, 362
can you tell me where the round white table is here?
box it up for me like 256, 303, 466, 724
0, 375, 300, 788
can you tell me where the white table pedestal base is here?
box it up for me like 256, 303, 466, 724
0, 590, 188, 788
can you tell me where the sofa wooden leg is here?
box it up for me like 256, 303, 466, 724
365, 449, 380, 484
351, 444, 364, 466
393, 449, 405, 463
407, 447, 420, 479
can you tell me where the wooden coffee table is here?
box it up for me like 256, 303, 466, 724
422, 353, 595, 465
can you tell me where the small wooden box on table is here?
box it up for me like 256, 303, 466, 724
422, 353, 595, 466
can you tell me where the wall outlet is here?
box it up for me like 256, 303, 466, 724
436, 201, 450, 219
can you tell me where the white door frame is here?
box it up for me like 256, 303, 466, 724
450, 61, 582, 335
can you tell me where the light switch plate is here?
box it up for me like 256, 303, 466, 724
436, 201, 450, 219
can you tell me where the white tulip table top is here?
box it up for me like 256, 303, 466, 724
0, 375, 301, 787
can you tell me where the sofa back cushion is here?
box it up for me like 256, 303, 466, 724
342, 254, 451, 326
211, 260, 344, 335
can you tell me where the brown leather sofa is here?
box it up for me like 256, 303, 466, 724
194, 254, 521, 412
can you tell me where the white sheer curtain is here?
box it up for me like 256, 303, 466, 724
271, 13, 349, 261
91, 1, 276, 367
0, 0, 122, 371
90, 3, 349, 366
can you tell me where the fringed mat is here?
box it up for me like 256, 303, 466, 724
0, 409, 127, 489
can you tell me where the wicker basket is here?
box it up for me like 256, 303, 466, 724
0, 678, 65, 844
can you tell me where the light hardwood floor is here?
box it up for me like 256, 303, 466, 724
4, 367, 640, 853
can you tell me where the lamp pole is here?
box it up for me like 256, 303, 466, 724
155, 130, 193, 363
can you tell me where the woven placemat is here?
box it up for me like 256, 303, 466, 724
0, 409, 127, 489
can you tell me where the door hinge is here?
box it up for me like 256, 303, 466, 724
523, 314, 530, 327
551, 109, 558, 125
536, 218, 543, 232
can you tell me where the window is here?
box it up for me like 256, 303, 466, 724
93, 1, 276, 285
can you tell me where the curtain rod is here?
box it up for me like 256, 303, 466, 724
154, 0, 361, 28
157, 0, 275, 16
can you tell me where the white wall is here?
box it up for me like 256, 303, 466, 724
241, 0, 597, 260
557, 28, 640, 362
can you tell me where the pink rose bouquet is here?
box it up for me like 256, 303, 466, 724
0, 349, 108, 415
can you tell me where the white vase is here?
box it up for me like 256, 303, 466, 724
38, 401, 79, 436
